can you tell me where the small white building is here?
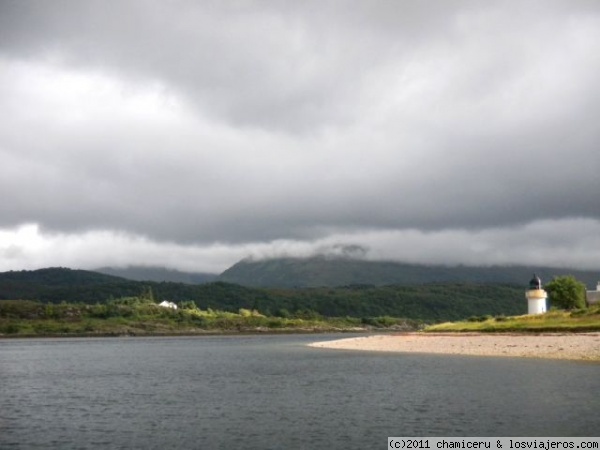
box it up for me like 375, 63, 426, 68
586, 282, 600, 306
158, 301, 178, 309
525, 274, 547, 314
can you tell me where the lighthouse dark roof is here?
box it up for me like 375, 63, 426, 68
529, 274, 542, 289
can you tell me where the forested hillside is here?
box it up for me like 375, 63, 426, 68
0, 268, 526, 322
96, 266, 216, 284
218, 257, 600, 288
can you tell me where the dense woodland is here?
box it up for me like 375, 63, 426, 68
0, 268, 527, 322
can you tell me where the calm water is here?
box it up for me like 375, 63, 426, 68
1, 334, 598, 449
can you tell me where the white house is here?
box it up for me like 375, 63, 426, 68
158, 301, 178, 309
586, 282, 600, 306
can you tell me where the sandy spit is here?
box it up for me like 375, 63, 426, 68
308, 333, 600, 361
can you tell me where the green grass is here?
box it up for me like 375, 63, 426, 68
0, 299, 418, 337
424, 305, 600, 332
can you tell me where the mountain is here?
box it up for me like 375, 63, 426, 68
0, 267, 141, 303
0, 267, 125, 286
218, 257, 600, 288
95, 266, 217, 284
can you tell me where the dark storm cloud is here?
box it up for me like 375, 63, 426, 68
2, 1, 566, 132
1, 0, 363, 132
0, 0, 599, 270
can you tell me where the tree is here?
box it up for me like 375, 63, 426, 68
545, 275, 587, 310
140, 285, 155, 303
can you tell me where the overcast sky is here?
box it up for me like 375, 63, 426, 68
1, 0, 599, 274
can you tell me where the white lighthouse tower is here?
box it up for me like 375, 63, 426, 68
525, 274, 547, 314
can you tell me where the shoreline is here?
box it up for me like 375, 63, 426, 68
308, 332, 600, 361
0, 328, 378, 339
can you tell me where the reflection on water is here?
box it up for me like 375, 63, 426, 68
0, 335, 598, 449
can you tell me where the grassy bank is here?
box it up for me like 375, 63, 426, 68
424, 304, 600, 332
0, 299, 418, 337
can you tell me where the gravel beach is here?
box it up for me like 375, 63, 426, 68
309, 333, 600, 361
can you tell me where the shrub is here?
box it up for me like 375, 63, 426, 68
2, 323, 21, 334
545, 275, 587, 310
467, 315, 492, 322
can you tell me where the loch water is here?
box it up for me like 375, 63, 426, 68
1, 334, 598, 449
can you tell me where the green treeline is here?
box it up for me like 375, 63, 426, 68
0, 268, 526, 322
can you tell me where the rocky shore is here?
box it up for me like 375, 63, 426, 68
309, 332, 600, 361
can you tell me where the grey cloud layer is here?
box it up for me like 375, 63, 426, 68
0, 1, 599, 252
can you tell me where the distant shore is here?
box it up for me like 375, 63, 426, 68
0, 327, 375, 339
309, 332, 600, 361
